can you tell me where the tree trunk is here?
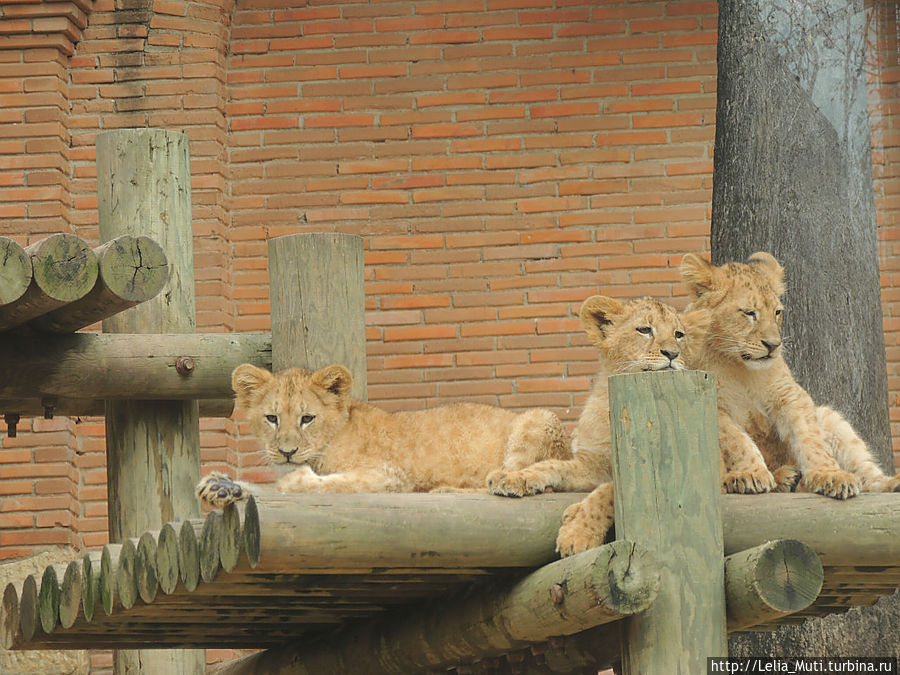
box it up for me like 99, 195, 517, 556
713, 0, 899, 657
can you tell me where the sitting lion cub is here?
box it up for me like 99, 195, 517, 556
489, 295, 706, 556
680, 252, 900, 499
196, 363, 570, 506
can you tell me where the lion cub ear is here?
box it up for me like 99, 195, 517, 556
747, 251, 785, 296
679, 308, 711, 344
312, 364, 353, 399
680, 253, 723, 299
232, 364, 273, 407
579, 295, 624, 344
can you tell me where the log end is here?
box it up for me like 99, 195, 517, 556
30, 234, 99, 302
179, 520, 200, 593
220, 503, 242, 573
136, 532, 159, 604
0, 237, 32, 306
157, 522, 180, 595
59, 560, 82, 630
19, 574, 39, 641
38, 565, 60, 635
1, 582, 20, 650
116, 539, 138, 610
99, 234, 169, 303
753, 539, 824, 612
200, 511, 222, 584
243, 495, 260, 569
592, 540, 661, 616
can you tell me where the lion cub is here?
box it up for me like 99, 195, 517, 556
681, 252, 900, 499
196, 363, 570, 506
489, 295, 704, 556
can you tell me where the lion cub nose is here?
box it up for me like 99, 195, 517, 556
280, 448, 298, 461
761, 339, 781, 354
660, 348, 679, 362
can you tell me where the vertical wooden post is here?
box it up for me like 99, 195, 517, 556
610, 370, 726, 673
97, 129, 204, 674
267, 233, 366, 399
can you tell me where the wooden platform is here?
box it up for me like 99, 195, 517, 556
2, 492, 898, 671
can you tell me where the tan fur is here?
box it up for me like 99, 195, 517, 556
488, 295, 705, 556
196, 364, 570, 505
680, 252, 900, 499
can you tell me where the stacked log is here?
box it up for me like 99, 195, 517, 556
0, 492, 894, 665
0, 233, 169, 334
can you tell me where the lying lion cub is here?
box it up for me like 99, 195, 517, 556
681, 252, 900, 499
489, 295, 707, 556
196, 363, 570, 506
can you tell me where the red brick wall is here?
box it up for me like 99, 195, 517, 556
227, 0, 718, 423
0, 3, 898, 667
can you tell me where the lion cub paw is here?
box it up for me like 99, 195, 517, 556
722, 468, 775, 494
555, 502, 609, 558
802, 469, 860, 500
196, 472, 246, 507
486, 470, 545, 498
887, 475, 900, 493
772, 465, 802, 493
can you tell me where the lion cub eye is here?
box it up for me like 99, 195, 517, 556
674, 330, 685, 340
265, 414, 278, 425
774, 308, 783, 317
300, 414, 315, 427
636, 326, 652, 336
742, 309, 757, 320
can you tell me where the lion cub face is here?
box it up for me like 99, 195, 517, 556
580, 295, 695, 372
680, 252, 785, 370
232, 363, 353, 466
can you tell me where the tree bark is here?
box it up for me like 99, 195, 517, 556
713, 0, 899, 656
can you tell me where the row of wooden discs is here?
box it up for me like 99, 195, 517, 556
0, 498, 259, 649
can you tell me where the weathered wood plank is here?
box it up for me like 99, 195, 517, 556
610, 370, 727, 673
30, 235, 169, 333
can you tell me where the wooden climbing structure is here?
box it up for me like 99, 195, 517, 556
0, 129, 898, 674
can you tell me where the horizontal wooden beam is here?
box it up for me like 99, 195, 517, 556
0, 397, 235, 419
722, 493, 900, 566
246, 492, 900, 572
0, 332, 271, 401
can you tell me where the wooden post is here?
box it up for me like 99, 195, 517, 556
267, 233, 366, 399
610, 370, 726, 673
96, 128, 204, 674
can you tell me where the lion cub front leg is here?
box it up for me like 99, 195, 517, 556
277, 465, 407, 493
555, 482, 615, 557
719, 413, 776, 494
